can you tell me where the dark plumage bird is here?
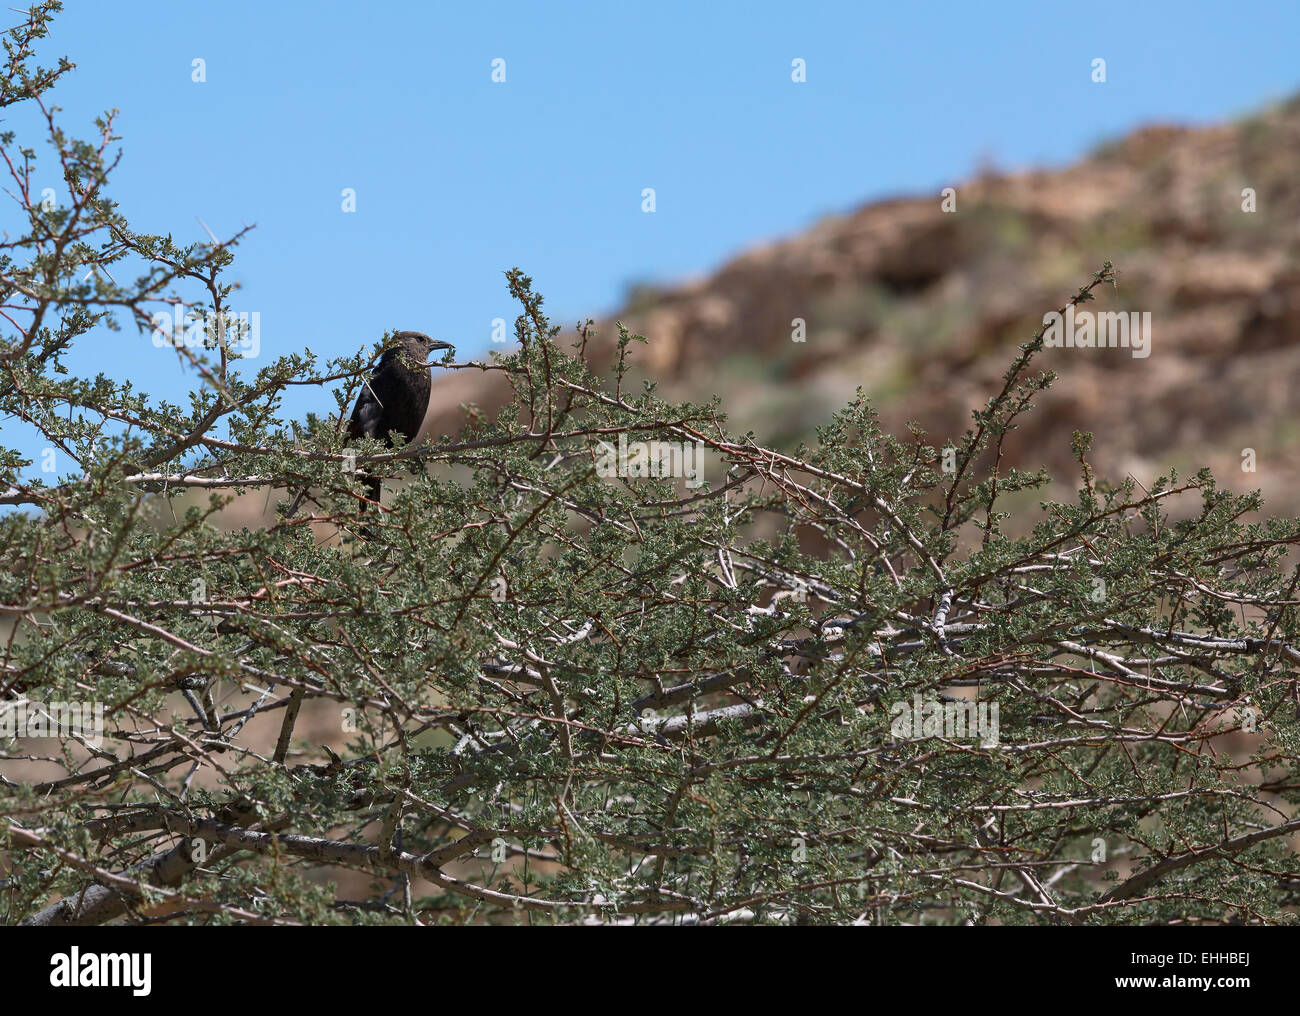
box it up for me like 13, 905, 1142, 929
347, 331, 454, 522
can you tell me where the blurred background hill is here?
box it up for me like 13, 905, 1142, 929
424, 95, 1300, 518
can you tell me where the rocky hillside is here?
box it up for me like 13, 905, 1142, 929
429, 95, 1300, 515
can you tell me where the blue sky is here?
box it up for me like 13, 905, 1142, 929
8, 0, 1300, 466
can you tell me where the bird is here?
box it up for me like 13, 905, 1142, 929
346, 331, 454, 527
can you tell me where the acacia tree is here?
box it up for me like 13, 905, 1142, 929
4, 2, 1300, 926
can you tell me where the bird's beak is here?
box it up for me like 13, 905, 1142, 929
427, 340, 455, 352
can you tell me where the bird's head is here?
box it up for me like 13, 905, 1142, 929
391, 331, 455, 365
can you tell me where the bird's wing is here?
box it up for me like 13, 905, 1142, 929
347, 379, 385, 441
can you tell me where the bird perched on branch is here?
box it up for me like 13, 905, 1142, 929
347, 330, 454, 526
